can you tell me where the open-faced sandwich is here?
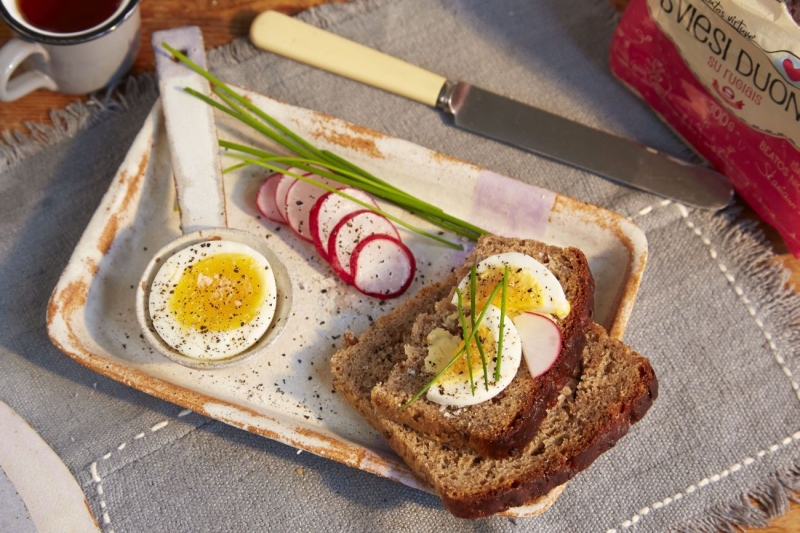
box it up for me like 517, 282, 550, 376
331, 235, 658, 519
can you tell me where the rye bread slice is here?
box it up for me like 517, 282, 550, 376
370, 236, 595, 459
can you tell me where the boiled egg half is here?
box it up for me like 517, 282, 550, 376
148, 240, 277, 360
425, 305, 522, 406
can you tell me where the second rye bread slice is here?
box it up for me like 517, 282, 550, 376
370, 235, 595, 459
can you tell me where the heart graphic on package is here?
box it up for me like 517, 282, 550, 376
782, 57, 800, 82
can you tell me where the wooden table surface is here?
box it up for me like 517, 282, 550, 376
1, 1, 797, 530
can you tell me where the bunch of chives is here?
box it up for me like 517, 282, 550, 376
162, 43, 489, 250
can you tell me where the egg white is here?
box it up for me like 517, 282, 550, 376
148, 240, 277, 360
426, 305, 522, 407
452, 252, 570, 319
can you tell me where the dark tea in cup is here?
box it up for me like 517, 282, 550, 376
17, 0, 123, 34
0, 0, 140, 100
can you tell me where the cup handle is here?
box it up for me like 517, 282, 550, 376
0, 39, 58, 102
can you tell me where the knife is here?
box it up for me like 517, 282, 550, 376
250, 11, 734, 209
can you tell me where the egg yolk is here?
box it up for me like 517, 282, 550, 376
168, 253, 267, 332
426, 325, 498, 385
469, 265, 546, 318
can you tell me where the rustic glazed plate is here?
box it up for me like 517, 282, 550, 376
47, 88, 647, 517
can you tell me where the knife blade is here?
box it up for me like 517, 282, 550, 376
250, 11, 734, 209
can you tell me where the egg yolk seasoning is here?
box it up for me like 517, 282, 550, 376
469, 265, 546, 318
169, 253, 266, 332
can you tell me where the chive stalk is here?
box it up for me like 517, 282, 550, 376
494, 265, 509, 382
455, 288, 476, 395
470, 265, 490, 391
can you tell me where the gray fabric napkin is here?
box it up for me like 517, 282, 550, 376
1, 0, 798, 531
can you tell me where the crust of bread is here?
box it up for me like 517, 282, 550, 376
369, 236, 595, 459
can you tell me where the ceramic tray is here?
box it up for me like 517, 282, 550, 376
47, 87, 647, 516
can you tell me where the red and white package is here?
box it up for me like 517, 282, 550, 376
610, 0, 800, 256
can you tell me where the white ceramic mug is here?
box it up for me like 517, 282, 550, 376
0, 0, 140, 101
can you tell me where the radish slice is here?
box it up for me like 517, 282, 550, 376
256, 172, 286, 223
274, 166, 308, 223
285, 174, 340, 241
309, 188, 378, 260
328, 210, 400, 284
513, 312, 562, 378
350, 234, 415, 299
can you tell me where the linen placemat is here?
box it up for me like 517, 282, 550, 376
1, 0, 798, 531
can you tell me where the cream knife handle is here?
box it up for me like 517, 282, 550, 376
250, 11, 446, 107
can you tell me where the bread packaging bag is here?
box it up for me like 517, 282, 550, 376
610, 0, 800, 257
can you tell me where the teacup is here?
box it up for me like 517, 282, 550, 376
0, 0, 140, 101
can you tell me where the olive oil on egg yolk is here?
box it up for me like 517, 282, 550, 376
169, 253, 266, 332
470, 265, 545, 318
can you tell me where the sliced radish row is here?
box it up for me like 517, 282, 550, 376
309, 188, 378, 261
328, 209, 400, 284
256, 172, 286, 223
350, 234, 416, 299
513, 312, 562, 378
254, 165, 415, 299
285, 175, 341, 241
